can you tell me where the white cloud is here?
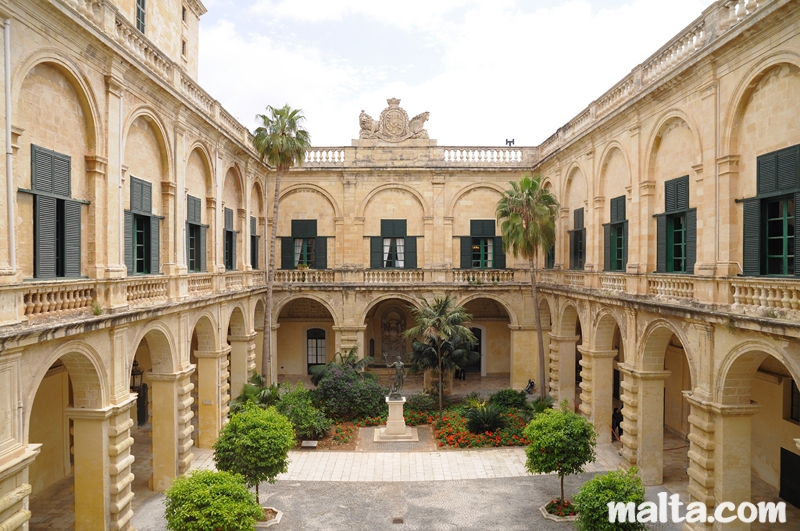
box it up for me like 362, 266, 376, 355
199, 0, 714, 147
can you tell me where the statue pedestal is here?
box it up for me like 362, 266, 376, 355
374, 397, 419, 442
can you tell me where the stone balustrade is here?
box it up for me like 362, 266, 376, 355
126, 277, 168, 306
113, 13, 173, 81
442, 148, 524, 164
648, 275, 695, 300
188, 274, 213, 296
251, 271, 266, 286
224, 272, 243, 291
304, 150, 346, 165
453, 269, 515, 284
565, 272, 585, 288
23, 282, 95, 317
364, 270, 424, 284
274, 269, 335, 283
599, 273, 626, 293
731, 278, 800, 318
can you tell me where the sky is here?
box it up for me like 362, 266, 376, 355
198, 0, 715, 147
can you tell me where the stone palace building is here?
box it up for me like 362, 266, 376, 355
0, 0, 799, 530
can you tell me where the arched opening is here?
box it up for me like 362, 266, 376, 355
277, 297, 335, 385
226, 306, 249, 405
553, 303, 583, 409
253, 299, 265, 375
363, 297, 417, 391
460, 298, 512, 392
189, 315, 219, 449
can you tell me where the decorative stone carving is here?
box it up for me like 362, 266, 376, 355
359, 98, 429, 142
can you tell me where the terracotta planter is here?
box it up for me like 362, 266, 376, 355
254, 507, 282, 529
539, 504, 578, 523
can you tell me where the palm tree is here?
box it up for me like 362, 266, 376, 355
496, 174, 559, 400
253, 105, 311, 383
405, 295, 477, 418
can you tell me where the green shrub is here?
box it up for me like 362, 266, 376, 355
406, 393, 436, 413
489, 388, 527, 409
465, 404, 507, 434
231, 371, 282, 413
276, 382, 332, 440
574, 468, 647, 531
520, 394, 555, 422
213, 404, 295, 494
164, 470, 262, 531
313, 366, 387, 420
524, 401, 596, 503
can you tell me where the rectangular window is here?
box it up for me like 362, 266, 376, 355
134, 215, 150, 274
136, 0, 146, 33
224, 207, 236, 271
371, 219, 417, 269
186, 195, 205, 273
460, 220, 504, 269
604, 195, 627, 272
569, 208, 585, 270
545, 245, 555, 269
472, 238, 493, 268
656, 176, 695, 274
181, 40, 187, 58
294, 238, 316, 268
281, 220, 327, 270
383, 237, 405, 268
764, 196, 795, 275
307, 329, 327, 367
125, 176, 159, 276
181, 5, 187, 21
27, 145, 83, 280
250, 216, 259, 270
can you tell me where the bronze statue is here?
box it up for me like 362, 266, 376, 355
387, 355, 405, 399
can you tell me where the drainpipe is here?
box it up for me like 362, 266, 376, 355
119, 91, 124, 266
5, 19, 15, 271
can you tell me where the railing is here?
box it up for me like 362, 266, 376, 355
600, 273, 627, 293
304, 150, 346, 165
453, 269, 515, 284
225, 272, 243, 291
539, 270, 555, 284
126, 277, 168, 306
731, 278, 800, 317
113, 14, 173, 81
648, 275, 695, 300
23, 282, 95, 317
274, 270, 335, 283
219, 107, 248, 143
188, 274, 213, 296
565, 272, 585, 288
364, 270, 424, 283
251, 271, 266, 286
442, 148, 525, 164
180, 73, 214, 116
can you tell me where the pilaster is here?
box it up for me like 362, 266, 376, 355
193, 348, 229, 449
577, 346, 617, 444
228, 333, 256, 406
147, 368, 195, 490
547, 334, 580, 408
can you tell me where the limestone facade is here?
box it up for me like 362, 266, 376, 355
0, 1, 798, 531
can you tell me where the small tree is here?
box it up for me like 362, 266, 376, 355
213, 404, 295, 498
523, 401, 596, 505
164, 470, 262, 531
573, 467, 647, 531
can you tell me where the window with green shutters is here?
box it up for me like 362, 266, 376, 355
370, 219, 417, 269
569, 208, 586, 270
281, 220, 327, 269
545, 245, 555, 269
224, 208, 236, 271
604, 195, 628, 272
125, 176, 160, 275
459, 220, 505, 269
250, 216, 259, 270
25, 145, 86, 280
742, 144, 800, 277
136, 0, 146, 33
186, 195, 206, 273
656, 175, 696, 274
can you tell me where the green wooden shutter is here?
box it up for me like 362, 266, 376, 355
665, 179, 677, 212
34, 195, 57, 279
603, 224, 611, 271
250, 216, 257, 235
230, 230, 237, 271
757, 152, 778, 195
224, 208, 233, 230
281, 237, 293, 269
150, 216, 160, 274
778, 145, 800, 191
611, 196, 626, 223
291, 219, 317, 238
574, 208, 584, 230
742, 198, 761, 276
656, 213, 667, 273
53, 152, 71, 197
569, 230, 576, 270
199, 225, 207, 272
460, 236, 472, 269
404, 236, 417, 269
316, 237, 327, 269
32, 145, 54, 193
686, 208, 697, 274
795, 192, 800, 278
124, 210, 134, 274
580, 228, 587, 269
64, 200, 81, 278
675, 176, 689, 211
142, 181, 152, 214
370, 237, 383, 268
470, 220, 495, 237
187, 196, 200, 223
622, 221, 628, 272
185, 221, 191, 270
493, 236, 505, 269
381, 219, 406, 238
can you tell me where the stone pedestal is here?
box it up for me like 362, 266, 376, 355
374, 397, 419, 442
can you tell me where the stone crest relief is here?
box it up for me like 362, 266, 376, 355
359, 98, 429, 142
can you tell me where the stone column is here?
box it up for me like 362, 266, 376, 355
193, 348, 230, 449
509, 325, 537, 389
710, 401, 760, 531
547, 334, 580, 408
228, 333, 256, 403
102, 68, 127, 280
66, 396, 137, 531
683, 393, 718, 531
147, 368, 195, 491
578, 346, 617, 444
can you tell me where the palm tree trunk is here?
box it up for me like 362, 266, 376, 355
262, 167, 283, 383
529, 256, 547, 400
437, 340, 443, 420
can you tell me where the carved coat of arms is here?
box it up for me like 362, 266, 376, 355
359, 98, 429, 142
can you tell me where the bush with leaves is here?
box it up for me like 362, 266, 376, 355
465, 404, 508, 434
313, 365, 387, 420
213, 404, 295, 497
231, 371, 282, 413
276, 382, 331, 440
573, 467, 647, 531
308, 345, 375, 386
406, 393, 436, 413
523, 401, 596, 506
164, 470, 262, 531
489, 388, 527, 410
520, 394, 555, 422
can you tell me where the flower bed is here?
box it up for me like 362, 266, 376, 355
433, 409, 530, 448
544, 499, 577, 518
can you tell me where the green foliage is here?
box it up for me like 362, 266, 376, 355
252, 105, 312, 172
213, 404, 295, 488
489, 388, 527, 409
465, 404, 508, 434
231, 371, 282, 413
574, 468, 647, 531
313, 365, 387, 420
406, 393, 436, 413
91, 301, 103, 316
523, 401, 596, 502
520, 394, 555, 422
276, 382, 331, 440
164, 470, 262, 531
462, 395, 486, 411
308, 345, 374, 386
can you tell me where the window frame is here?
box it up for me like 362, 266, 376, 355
471, 237, 494, 269
133, 214, 151, 275
136, 0, 146, 33
762, 194, 795, 276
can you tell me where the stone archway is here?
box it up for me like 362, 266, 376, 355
276, 297, 336, 380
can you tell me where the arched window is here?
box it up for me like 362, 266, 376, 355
307, 328, 326, 369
